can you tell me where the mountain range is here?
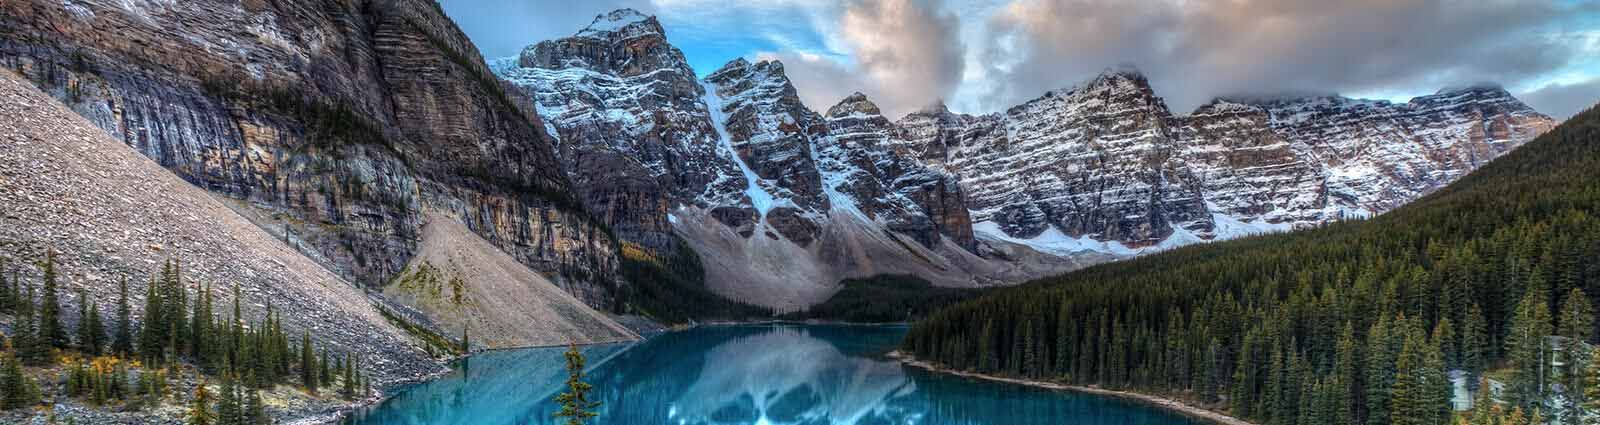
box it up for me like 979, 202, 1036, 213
493, 9, 1555, 309
0, 0, 1557, 348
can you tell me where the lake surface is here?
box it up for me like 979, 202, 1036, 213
348, 324, 1206, 425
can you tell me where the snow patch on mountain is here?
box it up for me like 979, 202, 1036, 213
700, 78, 779, 220
974, 221, 1139, 256
576, 9, 657, 39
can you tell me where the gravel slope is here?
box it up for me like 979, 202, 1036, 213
0, 70, 442, 383
382, 211, 638, 349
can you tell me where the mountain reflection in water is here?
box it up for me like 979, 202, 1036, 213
347, 324, 1202, 425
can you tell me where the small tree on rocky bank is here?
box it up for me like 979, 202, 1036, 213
552, 342, 600, 425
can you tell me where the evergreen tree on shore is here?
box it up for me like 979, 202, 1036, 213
553, 342, 600, 425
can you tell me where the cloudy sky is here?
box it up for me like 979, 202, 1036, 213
442, 0, 1600, 121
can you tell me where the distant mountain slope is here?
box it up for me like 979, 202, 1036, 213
501, 9, 1553, 312
895, 71, 1555, 254
0, 70, 439, 382
382, 211, 638, 349
500, 10, 1083, 311
902, 103, 1600, 423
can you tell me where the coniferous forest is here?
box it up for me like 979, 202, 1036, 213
0, 253, 377, 423
903, 105, 1600, 425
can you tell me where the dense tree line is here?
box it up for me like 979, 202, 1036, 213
904, 105, 1600, 425
782, 275, 982, 323
0, 253, 373, 418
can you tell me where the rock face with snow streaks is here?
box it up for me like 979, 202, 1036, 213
499, 9, 1001, 310
895, 69, 1556, 254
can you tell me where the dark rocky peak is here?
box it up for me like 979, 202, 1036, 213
1070, 65, 1155, 96
826, 92, 885, 119
711, 57, 754, 77
706, 58, 791, 89
1434, 82, 1506, 96
1003, 64, 1173, 123
1189, 98, 1269, 117
520, 8, 690, 78
1414, 83, 1530, 110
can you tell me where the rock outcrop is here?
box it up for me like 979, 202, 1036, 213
895, 68, 1556, 254
0, 0, 621, 307
498, 9, 1012, 311
0, 69, 440, 382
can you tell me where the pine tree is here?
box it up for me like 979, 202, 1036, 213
16, 288, 50, 366
139, 274, 164, 364
1463, 303, 1491, 382
192, 280, 211, 369
552, 342, 600, 425
1332, 322, 1361, 424
319, 349, 332, 385
190, 380, 216, 425
1392, 329, 1431, 425
77, 289, 93, 351
0, 259, 10, 314
217, 363, 242, 425
1369, 315, 1403, 425
1507, 289, 1554, 409
341, 353, 356, 400
1559, 288, 1594, 425
1582, 357, 1600, 425
300, 331, 317, 394
113, 276, 133, 357
978, 319, 997, 372
1427, 322, 1455, 425
39, 249, 66, 349
244, 371, 267, 425
0, 350, 39, 410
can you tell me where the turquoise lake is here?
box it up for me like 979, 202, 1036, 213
347, 324, 1206, 425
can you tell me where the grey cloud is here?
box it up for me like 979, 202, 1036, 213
979, 0, 1592, 114
760, 52, 870, 117
1520, 78, 1600, 120
438, 0, 656, 58
777, 0, 966, 120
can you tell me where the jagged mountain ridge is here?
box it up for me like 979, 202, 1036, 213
894, 69, 1555, 254
498, 10, 1060, 310
499, 8, 1554, 309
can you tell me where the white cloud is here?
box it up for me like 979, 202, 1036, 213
971, 0, 1598, 114
1519, 77, 1600, 120
773, 0, 967, 120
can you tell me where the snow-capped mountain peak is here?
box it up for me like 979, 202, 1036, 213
575, 8, 659, 39
495, 8, 1554, 310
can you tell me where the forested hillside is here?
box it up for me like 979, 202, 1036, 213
902, 104, 1600, 425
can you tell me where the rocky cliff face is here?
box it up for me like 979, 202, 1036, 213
498, 10, 1002, 310
0, 0, 621, 306
500, 10, 975, 255
896, 68, 1556, 255
0, 69, 440, 383
819, 93, 976, 251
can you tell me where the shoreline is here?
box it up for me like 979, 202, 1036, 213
887, 351, 1256, 425
309, 334, 641, 424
